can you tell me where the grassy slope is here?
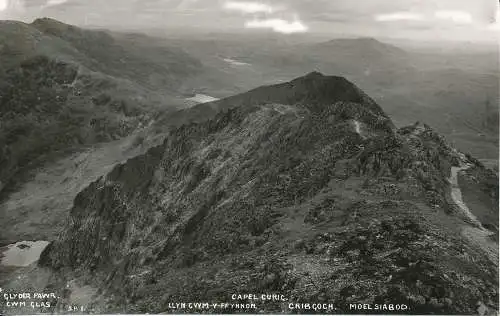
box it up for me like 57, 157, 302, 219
0, 19, 203, 194
31, 18, 203, 93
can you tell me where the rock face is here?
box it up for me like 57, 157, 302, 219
39, 72, 498, 314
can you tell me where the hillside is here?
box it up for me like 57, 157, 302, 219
31, 18, 203, 92
297, 37, 416, 88
309, 37, 411, 69
0, 20, 82, 71
24, 72, 498, 314
0, 55, 158, 195
0, 18, 202, 92
0, 18, 203, 195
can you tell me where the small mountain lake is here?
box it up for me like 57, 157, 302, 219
0, 241, 50, 267
223, 58, 251, 67
185, 94, 220, 104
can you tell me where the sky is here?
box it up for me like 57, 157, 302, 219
0, 0, 498, 42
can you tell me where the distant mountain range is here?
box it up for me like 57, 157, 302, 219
166, 33, 499, 160
36, 71, 498, 315
307, 37, 414, 79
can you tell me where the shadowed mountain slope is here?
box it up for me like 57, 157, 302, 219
0, 18, 203, 195
30, 18, 202, 92
34, 72, 498, 314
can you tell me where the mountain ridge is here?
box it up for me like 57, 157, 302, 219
0, 18, 204, 196
160, 71, 394, 132
29, 17, 203, 92
32, 72, 498, 314
315, 37, 408, 55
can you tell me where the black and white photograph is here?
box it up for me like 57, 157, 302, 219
0, 0, 499, 314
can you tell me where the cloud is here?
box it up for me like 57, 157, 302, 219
222, 0, 307, 34
0, 0, 27, 19
175, 0, 202, 11
488, 23, 500, 30
46, 0, 69, 7
375, 10, 475, 25
375, 11, 425, 22
434, 10, 473, 24
244, 16, 308, 33
487, 8, 500, 30
223, 1, 275, 14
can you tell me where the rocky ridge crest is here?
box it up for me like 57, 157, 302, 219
38, 72, 498, 314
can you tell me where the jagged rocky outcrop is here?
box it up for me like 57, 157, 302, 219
39, 72, 498, 314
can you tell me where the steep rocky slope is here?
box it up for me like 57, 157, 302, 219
0, 18, 202, 195
33, 72, 498, 314
0, 54, 156, 195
